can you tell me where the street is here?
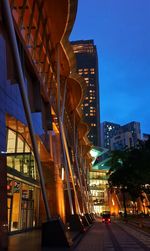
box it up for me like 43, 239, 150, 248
74, 220, 150, 251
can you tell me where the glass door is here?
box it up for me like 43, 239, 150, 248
21, 198, 34, 230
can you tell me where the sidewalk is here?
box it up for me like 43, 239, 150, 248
8, 223, 95, 251
8, 230, 70, 251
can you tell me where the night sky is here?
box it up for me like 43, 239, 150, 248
70, 0, 150, 135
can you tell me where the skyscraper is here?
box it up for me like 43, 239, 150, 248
71, 40, 100, 146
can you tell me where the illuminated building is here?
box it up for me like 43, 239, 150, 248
101, 121, 141, 150
89, 147, 110, 214
89, 169, 109, 215
71, 40, 100, 146
0, 0, 92, 248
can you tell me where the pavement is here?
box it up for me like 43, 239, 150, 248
8, 226, 91, 251
7, 219, 150, 251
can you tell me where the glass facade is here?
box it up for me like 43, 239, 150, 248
89, 171, 109, 215
6, 128, 40, 232
7, 128, 38, 180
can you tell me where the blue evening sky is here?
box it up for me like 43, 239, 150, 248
70, 0, 150, 134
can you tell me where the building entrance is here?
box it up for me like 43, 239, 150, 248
7, 178, 40, 232
21, 198, 34, 230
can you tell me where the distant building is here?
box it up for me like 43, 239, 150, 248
111, 131, 134, 150
101, 121, 141, 150
71, 40, 100, 146
100, 121, 121, 150
89, 147, 110, 214
121, 122, 141, 147
89, 169, 109, 214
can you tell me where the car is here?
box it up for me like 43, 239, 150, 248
102, 213, 111, 223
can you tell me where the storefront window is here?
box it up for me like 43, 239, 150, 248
6, 128, 40, 232
7, 178, 40, 232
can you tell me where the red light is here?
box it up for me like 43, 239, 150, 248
7, 185, 10, 190
108, 218, 110, 222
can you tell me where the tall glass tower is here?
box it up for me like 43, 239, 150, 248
71, 40, 100, 146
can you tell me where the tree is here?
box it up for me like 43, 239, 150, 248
108, 149, 131, 218
108, 139, 150, 217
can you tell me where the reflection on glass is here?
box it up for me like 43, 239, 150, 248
6, 128, 37, 180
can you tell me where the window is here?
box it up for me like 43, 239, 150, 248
7, 130, 16, 153
6, 128, 37, 180
17, 136, 24, 153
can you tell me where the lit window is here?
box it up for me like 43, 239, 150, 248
90, 68, 95, 74
108, 126, 112, 131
